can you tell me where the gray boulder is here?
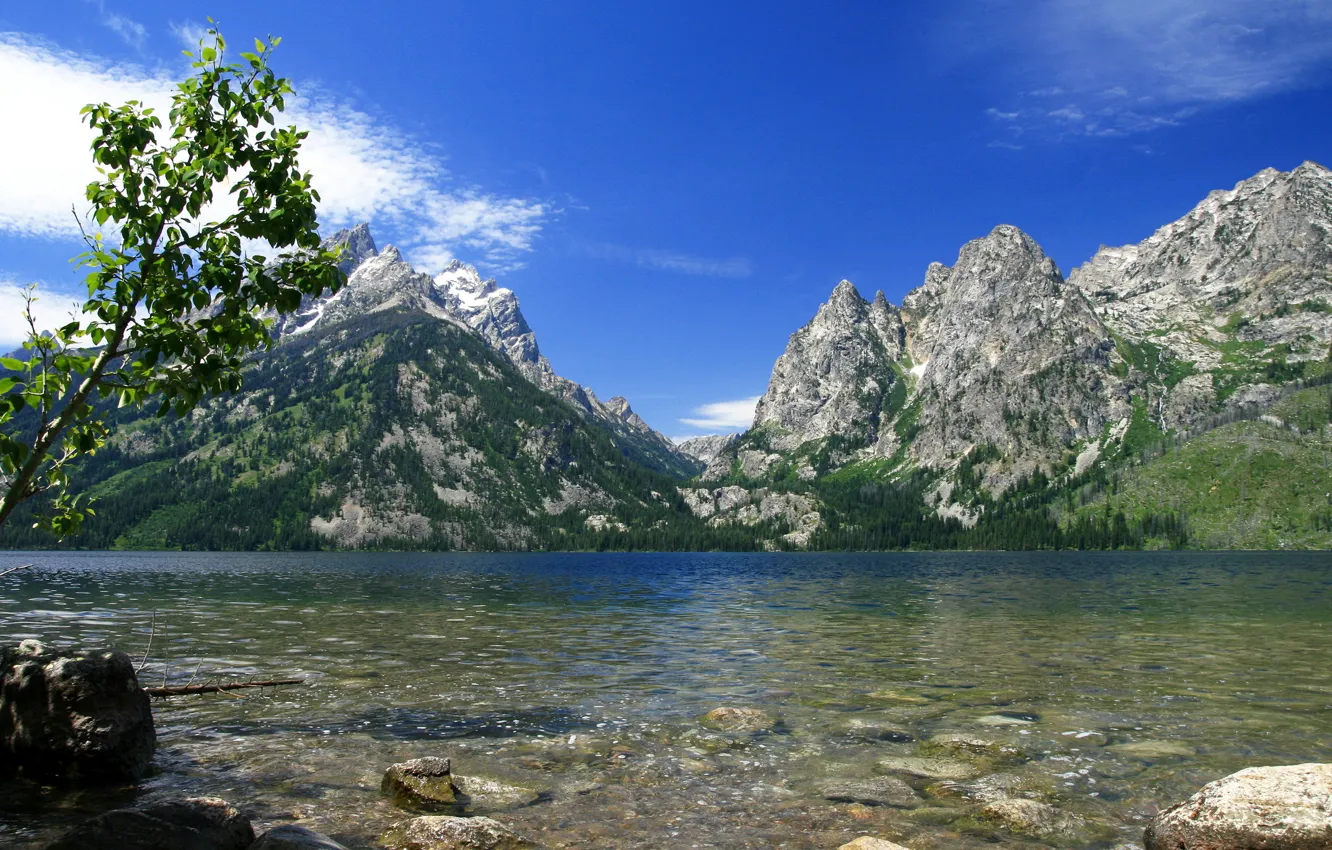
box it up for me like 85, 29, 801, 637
2, 639, 155, 782
46, 796, 253, 850
822, 776, 922, 808
1144, 763, 1332, 850
382, 815, 533, 850
249, 825, 350, 849
383, 757, 458, 808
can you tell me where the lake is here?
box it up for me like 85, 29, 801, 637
2, 551, 1330, 848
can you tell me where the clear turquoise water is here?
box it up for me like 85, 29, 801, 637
2, 551, 1330, 849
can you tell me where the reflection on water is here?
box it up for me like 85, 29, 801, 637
1, 551, 1330, 848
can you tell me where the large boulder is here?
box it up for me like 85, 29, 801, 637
249, 824, 350, 849
2, 639, 155, 782
383, 757, 458, 808
46, 797, 254, 850
1144, 763, 1332, 850
382, 815, 533, 850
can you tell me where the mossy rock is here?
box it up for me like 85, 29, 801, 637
382, 757, 458, 809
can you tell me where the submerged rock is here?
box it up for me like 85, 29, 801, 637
1109, 740, 1196, 760
700, 706, 778, 733
382, 815, 533, 850
974, 798, 1109, 844
874, 755, 980, 781
47, 797, 253, 850
1144, 763, 1332, 850
453, 775, 540, 811
822, 776, 922, 808
249, 824, 350, 849
837, 838, 910, 850
383, 757, 458, 808
1, 639, 155, 782
838, 718, 914, 743
920, 733, 1026, 764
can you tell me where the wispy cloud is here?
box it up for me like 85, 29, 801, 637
963, 0, 1332, 140
0, 280, 83, 350
169, 21, 209, 51
578, 241, 753, 279
680, 396, 760, 431
0, 33, 548, 273
103, 14, 146, 49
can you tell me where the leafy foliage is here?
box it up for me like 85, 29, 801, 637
0, 25, 343, 536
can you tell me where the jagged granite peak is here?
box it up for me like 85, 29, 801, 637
1071, 160, 1332, 372
325, 222, 379, 276
605, 396, 654, 435
902, 225, 1128, 473
750, 279, 906, 453
272, 225, 697, 477
675, 433, 740, 465
432, 259, 546, 386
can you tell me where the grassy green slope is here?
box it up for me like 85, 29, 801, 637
1069, 387, 1332, 549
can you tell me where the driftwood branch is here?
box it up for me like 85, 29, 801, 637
143, 678, 304, 698
0, 563, 35, 579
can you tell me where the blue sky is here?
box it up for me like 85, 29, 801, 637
3, 2, 1332, 439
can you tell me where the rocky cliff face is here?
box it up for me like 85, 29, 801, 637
274, 226, 697, 477
903, 225, 1128, 474
1071, 161, 1332, 428
675, 433, 740, 465
752, 281, 906, 452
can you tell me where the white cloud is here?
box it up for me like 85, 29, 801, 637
0, 34, 548, 273
680, 396, 760, 431
0, 280, 83, 351
102, 14, 146, 49
967, 0, 1332, 138
169, 22, 209, 51
578, 241, 753, 278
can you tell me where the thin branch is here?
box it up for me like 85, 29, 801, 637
0, 563, 35, 579
144, 678, 303, 698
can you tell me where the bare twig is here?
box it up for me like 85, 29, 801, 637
144, 678, 303, 698
0, 563, 35, 579
137, 611, 157, 673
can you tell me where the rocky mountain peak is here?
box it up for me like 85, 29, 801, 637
323, 222, 379, 275
898, 224, 1126, 478
605, 396, 653, 435
750, 278, 906, 454
1070, 161, 1332, 378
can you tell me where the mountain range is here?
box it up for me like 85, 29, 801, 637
3, 162, 1329, 551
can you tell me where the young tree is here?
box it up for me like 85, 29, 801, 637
0, 26, 345, 535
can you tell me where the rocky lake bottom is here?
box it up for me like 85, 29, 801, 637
1, 550, 1329, 849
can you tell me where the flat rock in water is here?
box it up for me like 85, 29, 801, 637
839, 718, 914, 742
46, 797, 254, 850
2, 640, 156, 782
249, 824, 350, 849
977, 798, 1106, 843
1109, 740, 1196, 760
921, 733, 1026, 764
822, 776, 922, 808
838, 838, 910, 850
1144, 763, 1332, 850
700, 706, 777, 733
382, 815, 533, 850
383, 757, 458, 808
975, 713, 1035, 727
453, 775, 540, 811
874, 755, 980, 781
